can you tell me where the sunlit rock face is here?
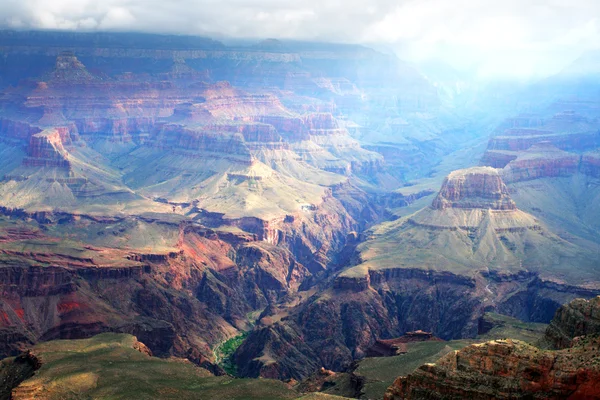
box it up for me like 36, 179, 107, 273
385, 296, 600, 400
432, 167, 517, 210
384, 337, 600, 400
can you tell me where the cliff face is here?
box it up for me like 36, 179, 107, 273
231, 164, 600, 382
0, 29, 460, 185
22, 128, 72, 168
384, 337, 600, 400
0, 213, 324, 371
543, 296, 600, 349
431, 167, 516, 210
484, 112, 600, 156
501, 142, 580, 183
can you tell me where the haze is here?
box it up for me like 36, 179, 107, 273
1, 1, 599, 78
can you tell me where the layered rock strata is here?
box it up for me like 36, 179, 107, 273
384, 337, 600, 400
384, 296, 600, 400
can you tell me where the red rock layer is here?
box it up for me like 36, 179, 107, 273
22, 128, 73, 168
385, 337, 600, 400
431, 167, 517, 210
501, 142, 580, 183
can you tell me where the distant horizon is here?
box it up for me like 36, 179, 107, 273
1, 27, 598, 83
2, 0, 599, 80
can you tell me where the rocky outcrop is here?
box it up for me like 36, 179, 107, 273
366, 331, 441, 357
0, 350, 41, 400
22, 128, 73, 168
431, 167, 516, 210
385, 295, 600, 400
384, 337, 600, 400
0, 118, 42, 142
543, 296, 600, 349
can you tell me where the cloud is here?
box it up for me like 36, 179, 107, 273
0, 0, 598, 77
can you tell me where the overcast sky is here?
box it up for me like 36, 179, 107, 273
1, 0, 599, 78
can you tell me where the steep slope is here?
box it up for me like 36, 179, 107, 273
481, 128, 600, 244
543, 296, 600, 349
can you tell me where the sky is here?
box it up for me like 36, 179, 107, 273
1, 0, 599, 79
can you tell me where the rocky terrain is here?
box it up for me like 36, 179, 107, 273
0, 29, 600, 399
479, 117, 600, 244
385, 337, 600, 400
384, 296, 600, 400
230, 167, 600, 381
0, 30, 448, 375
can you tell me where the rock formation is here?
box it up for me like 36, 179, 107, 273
582, 150, 600, 177
501, 142, 580, 183
483, 112, 600, 161
229, 166, 600, 381
384, 296, 600, 400
544, 296, 600, 349
384, 337, 600, 400
431, 167, 516, 210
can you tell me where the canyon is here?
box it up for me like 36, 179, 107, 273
0, 30, 599, 400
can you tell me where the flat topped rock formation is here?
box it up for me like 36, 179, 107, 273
432, 167, 516, 211
341, 166, 600, 287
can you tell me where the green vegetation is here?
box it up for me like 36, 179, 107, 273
215, 332, 249, 376
349, 314, 547, 399
478, 312, 547, 344
354, 340, 475, 399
